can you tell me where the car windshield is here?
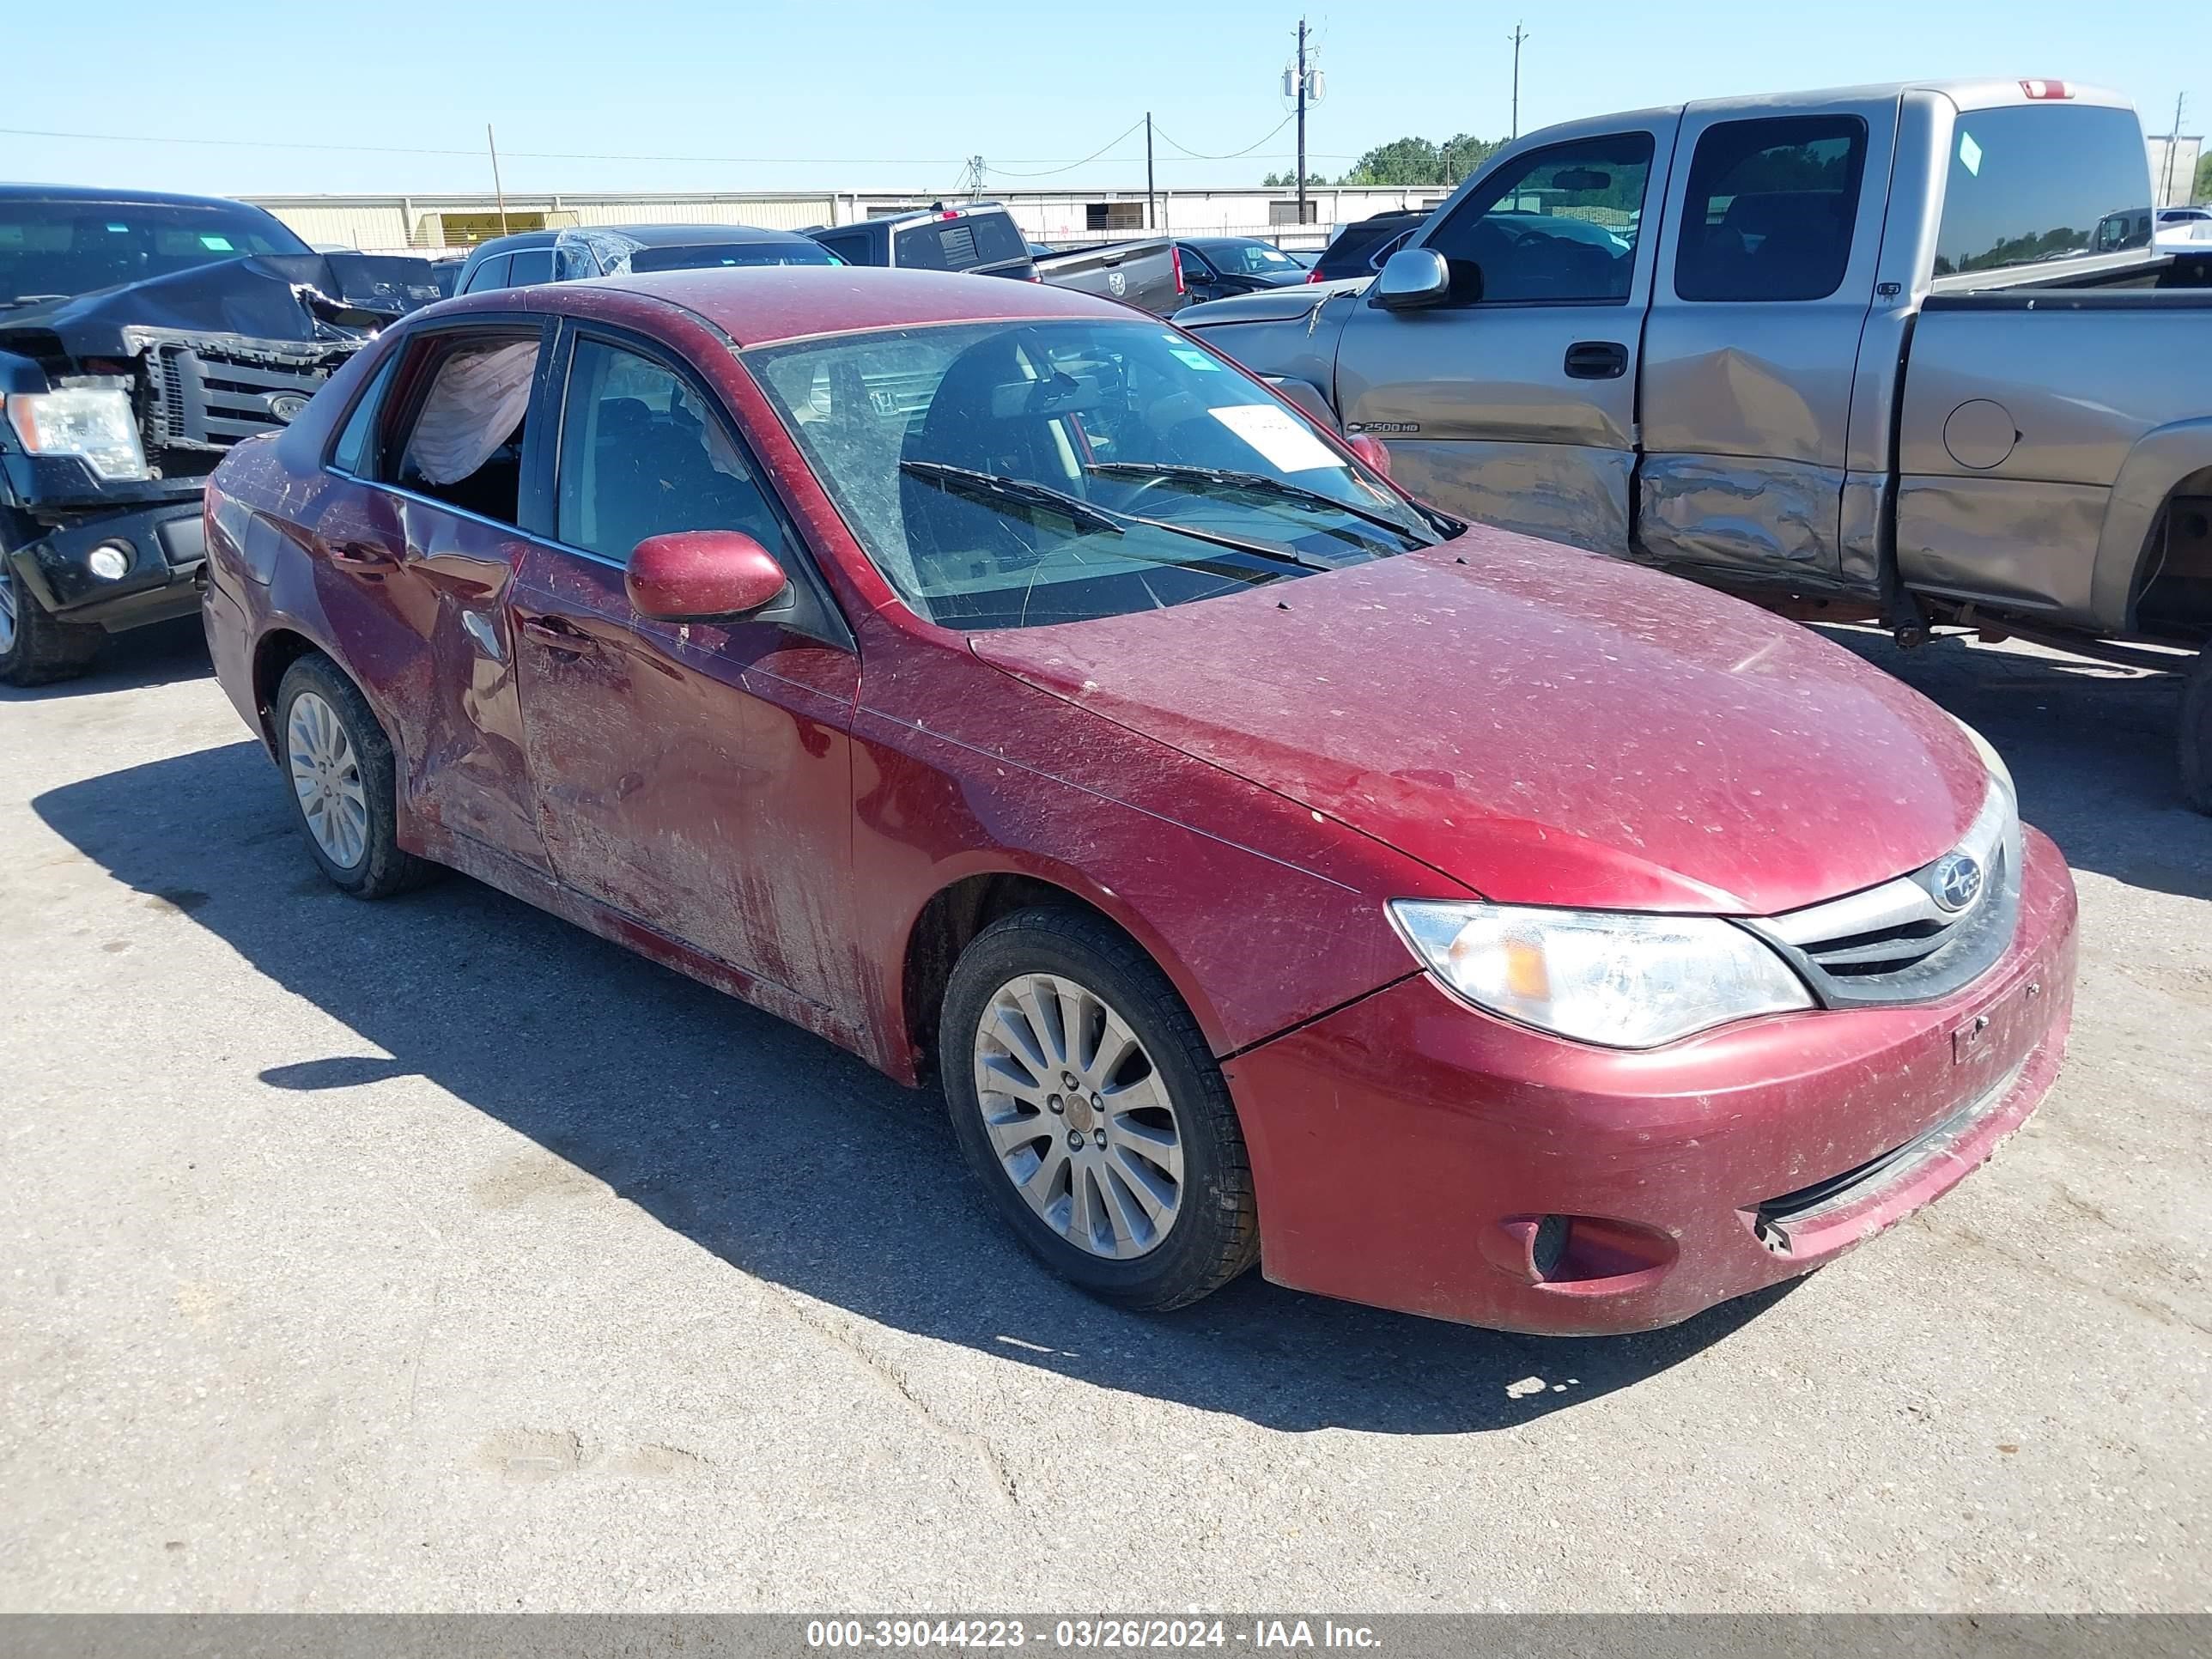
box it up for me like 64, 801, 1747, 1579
0, 199, 306, 305
629, 241, 839, 272
747, 319, 1432, 630
1198, 240, 1302, 276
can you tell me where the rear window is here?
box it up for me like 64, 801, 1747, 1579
893, 210, 1025, 271
1933, 103, 2153, 278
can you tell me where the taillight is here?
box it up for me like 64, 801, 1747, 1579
2020, 79, 2074, 99
1305, 267, 1325, 283
1171, 246, 1184, 295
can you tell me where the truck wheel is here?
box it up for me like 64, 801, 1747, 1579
939, 907, 1259, 1312
274, 654, 438, 898
0, 562, 102, 687
2181, 650, 2212, 816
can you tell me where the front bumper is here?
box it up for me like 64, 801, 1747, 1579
9, 499, 206, 631
1224, 825, 2079, 1335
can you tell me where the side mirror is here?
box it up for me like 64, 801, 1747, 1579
626, 530, 789, 622
1346, 434, 1393, 477
1373, 247, 1450, 310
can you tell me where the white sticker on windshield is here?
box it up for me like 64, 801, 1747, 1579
1170, 346, 1222, 371
1958, 131, 1983, 177
1207, 402, 1344, 472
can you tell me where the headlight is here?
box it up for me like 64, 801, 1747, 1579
1389, 901, 1813, 1048
3, 389, 149, 481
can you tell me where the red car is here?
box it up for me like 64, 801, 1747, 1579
201, 268, 2077, 1334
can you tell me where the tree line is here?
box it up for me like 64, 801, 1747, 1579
1264, 134, 1504, 189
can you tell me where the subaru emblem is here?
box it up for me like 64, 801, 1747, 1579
1931, 852, 1984, 913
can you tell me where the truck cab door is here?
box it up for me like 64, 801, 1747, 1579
1636, 96, 1896, 586
1334, 118, 1676, 555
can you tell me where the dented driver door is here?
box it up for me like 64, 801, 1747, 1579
508, 326, 861, 1014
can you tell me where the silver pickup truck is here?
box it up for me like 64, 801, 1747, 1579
1176, 81, 2212, 807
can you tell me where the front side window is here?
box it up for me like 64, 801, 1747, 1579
1425, 133, 1652, 304
1934, 103, 2154, 278
1674, 116, 1867, 302
555, 338, 783, 564
390, 331, 542, 525
748, 319, 1435, 631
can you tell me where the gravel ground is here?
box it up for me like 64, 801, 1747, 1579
1, 618, 2205, 1613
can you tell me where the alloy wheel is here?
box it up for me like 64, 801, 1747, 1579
970, 972, 1185, 1260
286, 690, 370, 870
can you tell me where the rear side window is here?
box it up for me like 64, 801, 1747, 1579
1674, 116, 1867, 302
329, 354, 398, 476
1934, 103, 2153, 278
814, 228, 872, 264
459, 253, 511, 294
507, 247, 556, 285
389, 331, 543, 526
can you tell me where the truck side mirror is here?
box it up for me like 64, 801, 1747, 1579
1372, 247, 1451, 311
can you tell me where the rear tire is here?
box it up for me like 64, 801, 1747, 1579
274, 654, 438, 898
2181, 649, 2212, 816
939, 906, 1259, 1312
0, 560, 102, 688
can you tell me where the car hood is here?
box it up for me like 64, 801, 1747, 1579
969, 527, 1988, 915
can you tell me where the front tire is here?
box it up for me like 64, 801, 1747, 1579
275, 654, 437, 898
0, 560, 102, 687
2182, 648, 2212, 815
939, 907, 1259, 1311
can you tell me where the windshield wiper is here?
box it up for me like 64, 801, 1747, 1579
1085, 460, 1438, 545
899, 459, 1339, 573
1, 294, 70, 310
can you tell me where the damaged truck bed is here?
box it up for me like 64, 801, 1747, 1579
1, 184, 442, 684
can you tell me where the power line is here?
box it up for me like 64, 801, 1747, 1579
981, 118, 1147, 178
1149, 112, 1295, 161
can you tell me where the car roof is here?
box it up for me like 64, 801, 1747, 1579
464, 222, 817, 264
548, 264, 1130, 348
0, 181, 278, 212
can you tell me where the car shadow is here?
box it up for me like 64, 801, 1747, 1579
0, 616, 210, 702
1816, 627, 2212, 904
34, 738, 1790, 1436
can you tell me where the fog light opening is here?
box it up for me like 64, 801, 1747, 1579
1531, 1213, 1571, 1280
87, 542, 132, 581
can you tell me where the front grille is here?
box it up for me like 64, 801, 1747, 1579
131, 331, 357, 454
1741, 782, 2021, 1006
1751, 1057, 2027, 1253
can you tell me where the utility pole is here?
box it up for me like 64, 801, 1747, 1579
486, 123, 509, 236
1146, 112, 1156, 231
1296, 16, 1309, 228
2165, 93, 2189, 206
1509, 23, 1529, 140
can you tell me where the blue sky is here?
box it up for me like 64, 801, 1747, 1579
3, 0, 2203, 198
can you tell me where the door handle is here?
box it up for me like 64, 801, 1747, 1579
518, 615, 599, 655
1564, 341, 1629, 380
329, 541, 394, 572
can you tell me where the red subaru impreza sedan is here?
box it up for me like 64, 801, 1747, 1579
201, 267, 2076, 1334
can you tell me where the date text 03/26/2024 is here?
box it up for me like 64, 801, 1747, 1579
805, 1620, 1381, 1650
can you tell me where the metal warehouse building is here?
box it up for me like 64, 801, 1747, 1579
243, 185, 1448, 255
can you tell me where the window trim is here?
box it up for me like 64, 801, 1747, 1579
1415, 131, 1656, 309
540, 317, 854, 651
1671, 113, 1869, 305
